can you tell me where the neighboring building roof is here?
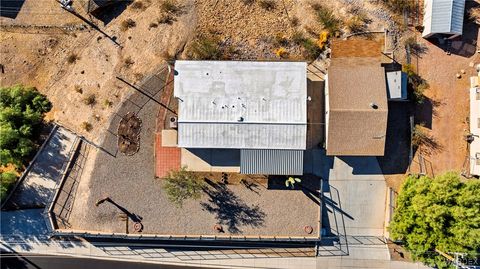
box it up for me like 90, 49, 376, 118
174, 61, 307, 150
470, 87, 480, 176
386, 71, 408, 100
422, 0, 465, 38
240, 149, 304, 175
326, 39, 388, 156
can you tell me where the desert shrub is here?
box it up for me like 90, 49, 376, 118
83, 94, 96, 106
103, 99, 113, 108
67, 53, 79, 64
292, 31, 306, 44
384, 0, 415, 13
0, 171, 17, 202
258, 0, 275, 10
301, 38, 322, 61
290, 16, 300, 27
188, 37, 222, 60
389, 172, 480, 268
274, 47, 289, 58
131, 0, 145, 10
158, 13, 175, 24
149, 22, 159, 28
81, 122, 92, 132
163, 167, 205, 207
124, 56, 135, 68
161, 0, 180, 14
413, 81, 428, 104
74, 85, 83, 94
120, 19, 136, 31
0, 85, 52, 167
242, 0, 255, 5
273, 33, 289, 47
316, 5, 340, 34
469, 7, 480, 23
346, 15, 366, 33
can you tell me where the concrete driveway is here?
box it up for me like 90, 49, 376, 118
306, 151, 387, 238
321, 156, 387, 237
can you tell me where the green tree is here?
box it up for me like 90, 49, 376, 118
162, 167, 205, 207
0, 171, 17, 201
389, 172, 480, 268
0, 85, 51, 167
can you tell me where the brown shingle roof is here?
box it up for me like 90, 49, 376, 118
326, 38, 388, 156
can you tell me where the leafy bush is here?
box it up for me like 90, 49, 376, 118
0, 85, 52, 167
163, 167, 205, 207
0, 171, 17, 202
389, 172, 480, 268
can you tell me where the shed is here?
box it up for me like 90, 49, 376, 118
422, 0, 465, 39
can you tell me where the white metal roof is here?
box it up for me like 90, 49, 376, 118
174, 61, 307, 149
386, 71, 407, 100
422, 0, 465, 38
470, 87, 480, 176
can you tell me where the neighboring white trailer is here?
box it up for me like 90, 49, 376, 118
422, 0, 465, 39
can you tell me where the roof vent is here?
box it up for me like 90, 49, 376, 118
237, 116, 244, 122
370, 102, 378, 109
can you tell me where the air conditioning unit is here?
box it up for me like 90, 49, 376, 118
169, 116, 178, 129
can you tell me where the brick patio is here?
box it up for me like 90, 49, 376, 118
155, 134, 180, 178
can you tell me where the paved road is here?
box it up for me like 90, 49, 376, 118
0, 252, 215, 269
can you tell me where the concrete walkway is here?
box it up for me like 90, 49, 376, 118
3, 127, 77, 209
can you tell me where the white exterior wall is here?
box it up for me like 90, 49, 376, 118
470, 87, 480, 176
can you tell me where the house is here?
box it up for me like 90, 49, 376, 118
422, 0, 465, 39
325, 38, 389, 156
470, 87, 480, 177
173, 61, 307, 175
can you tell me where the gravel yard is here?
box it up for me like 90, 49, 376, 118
68, 71, 320, 238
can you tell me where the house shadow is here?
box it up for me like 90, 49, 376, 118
201, 180, 265, 234
336, 156, 384, 175
377, 101, 412, 175
0, 0, 25, 19
0, 209, 86, 252
185, 148, 240, 167
88, 0, 133, 26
